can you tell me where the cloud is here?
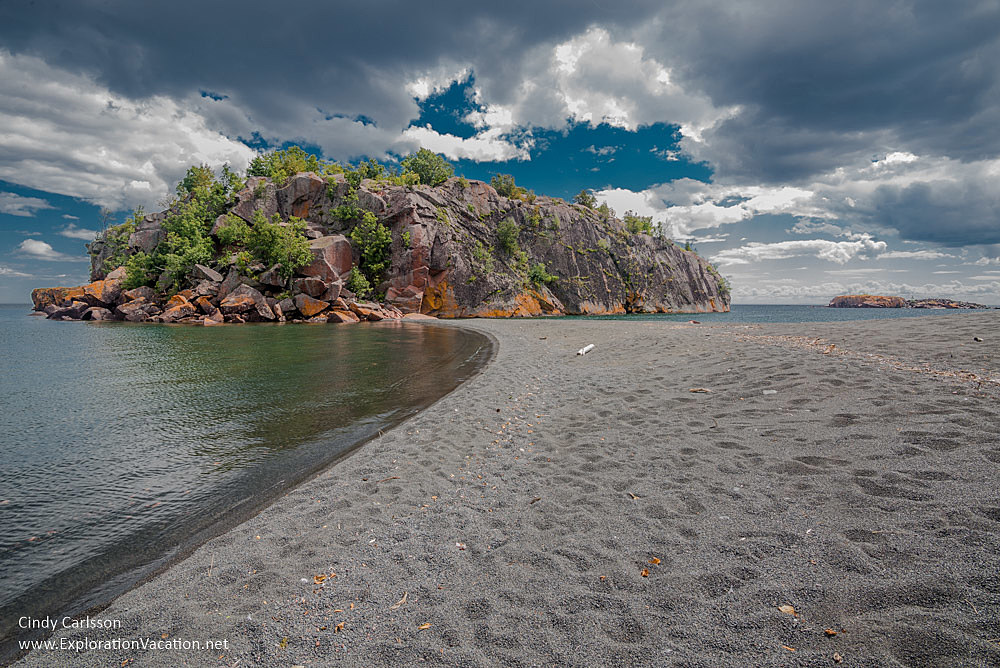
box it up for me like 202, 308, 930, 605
58, 223, 98, 240
0, 191, 55, 217
0, 50, 256, 211
877, 250, 956, 260
0, 265, 33, 277
17, 238, 82, 261
711, 236, 887, 266
61, 214, 79, 220
401, 125, 530, 162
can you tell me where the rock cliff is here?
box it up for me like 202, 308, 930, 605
36, 172, 730, 323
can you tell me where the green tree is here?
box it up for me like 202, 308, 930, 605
573, 189, 597, 208
496, 218, 520, 255
623, 211, 654, 235
247, 146, 325, 185
247, 212, 313, 279
400, 148, 454, 186
350, 212, 393, 283
490, 174, 520, 198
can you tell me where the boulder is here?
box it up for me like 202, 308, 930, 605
294, 277, 327, 298
194, 280, 218, 296
306, 235, 353, 277
278, 297, 296, 316
192, 264, 223, 283
220, 284, 275, 321
258, 265, 285, 288
47, 301, 90, 320
82, 307, 114, 321
128, 212, 167, 253
195, 296, 217, 315
116, 299, 153, 322
294, 293, 329, 318
105, 266, 127, 281
217, 268, 242, 301
123, 286, 156, 303
160, 299, 198, 322
81, 279, 122, 307
321, 280, 343, 302
276, 172, 327, 220
327, 309, 360, 323
203, 310, 225, 325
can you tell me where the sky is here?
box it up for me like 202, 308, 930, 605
1, 0, 1000, 304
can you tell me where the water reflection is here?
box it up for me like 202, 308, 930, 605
0, 312, 490, 657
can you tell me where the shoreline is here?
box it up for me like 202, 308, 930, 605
1, 320, 495, 667
13, 313, 1000, 666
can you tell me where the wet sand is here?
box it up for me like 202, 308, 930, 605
16, 313, 1000, 667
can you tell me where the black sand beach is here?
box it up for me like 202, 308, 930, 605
15, 313, 1000, 667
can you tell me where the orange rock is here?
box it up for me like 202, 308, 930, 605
327, 309, 360, 323
166, 294, 190, 308
195, 296, 217, 315
294, 294, 329, 317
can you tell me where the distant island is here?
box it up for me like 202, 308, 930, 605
829, 294, 992, 309
31, 147, 729, 323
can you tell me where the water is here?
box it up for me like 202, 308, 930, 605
0, 305, 492, 656
568, 303, 995, 323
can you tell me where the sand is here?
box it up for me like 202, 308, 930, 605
15, 313, 1000, 667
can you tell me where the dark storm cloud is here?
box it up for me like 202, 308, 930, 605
646, 0, 1000, 181
0, 0, 662, 138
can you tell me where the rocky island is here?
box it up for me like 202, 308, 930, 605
30, 147, 730, 324
829, 294, 991, 309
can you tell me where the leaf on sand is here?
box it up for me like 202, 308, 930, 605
649, 557, 661, 565
825, 628, 837, 637
778, 604, 796, 616
782, 645, 796, 652
833, 652, 843, 663
640, 568, 650, 577
390, 592, 408, 610
313, 574, 327, 585
418, 623, 432, 630
627, 492, 639, 500
334, 622, 345, 633
689, 388, 712, 393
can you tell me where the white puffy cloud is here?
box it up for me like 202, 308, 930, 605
17, 239, 82, 261
401, 125, 530, 162
457, 28, 737, 141
0, 50, 256, 212
58, 223, 98, 241
711, 236, 887, 266
0, 192, 55, 217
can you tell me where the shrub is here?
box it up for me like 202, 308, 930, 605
350, 211, 392, 283
490, 174, 520, 198
122, 251, 155, 289
496, 218, 520, 255
400, 148, 454, 186
623, 210, 654, 235
471, 240, 495, 274
247, 212, 312, 279
346, 270, 373, 299
247, 146, 324, 186
216, 214, 251, 247
528, 262, 557, 285
596, 202, 615, 220
573, 189, 597, 208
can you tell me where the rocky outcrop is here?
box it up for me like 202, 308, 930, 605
829, 295, 908, 308
33, 171, 730, 324
829, 295, 991, 309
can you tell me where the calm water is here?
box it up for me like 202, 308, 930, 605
572, 303, 996, 323
0, 305, 492, 655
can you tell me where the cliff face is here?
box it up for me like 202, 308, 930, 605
59, 173, 729, 321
